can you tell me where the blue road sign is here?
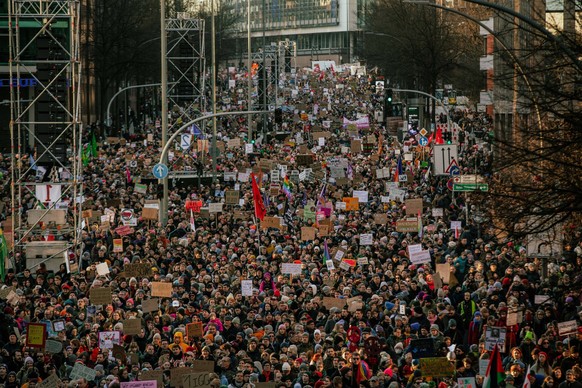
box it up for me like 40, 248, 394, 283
152, 163, 169, 179
419, 136, 428, 146
449, 165, 461, 176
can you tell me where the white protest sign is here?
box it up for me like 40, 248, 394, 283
281, 263, 302, 275
359, 233, 373, 246
241, 280, 253, 296
432, 208, 444, 217
96, 262, 110, 276
353, 190, 369, 203
70, 363, 97, 381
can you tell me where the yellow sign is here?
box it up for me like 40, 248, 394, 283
26, 323, 46, 348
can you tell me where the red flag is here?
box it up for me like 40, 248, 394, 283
251, 173, 267, 221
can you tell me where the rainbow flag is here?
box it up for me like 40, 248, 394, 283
282, 175, 293, 199
394, 156, 403, 182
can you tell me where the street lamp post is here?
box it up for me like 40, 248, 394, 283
160, 0, 169, 225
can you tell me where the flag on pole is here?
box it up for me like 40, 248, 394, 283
251, 173, 267, 221
523, 365, 531, 388
394, 156, 403, 182
483, 345, 504, 388
282, 175, 293, 199
316, 183, 326, 208
90, 131, 98, 157
0, 230, 8, 282
190, 210, 196, 232
82, 144, 90, 167
323, 240, 331, 265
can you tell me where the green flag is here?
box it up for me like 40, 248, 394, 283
90, 131, 98, 158
82, 144, 90, 166
0, 230, 7, 282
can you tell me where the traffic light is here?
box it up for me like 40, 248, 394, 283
384, 89, 393, 118
444, 131, 452, 144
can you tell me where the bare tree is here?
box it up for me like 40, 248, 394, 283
362, 0, 483, 101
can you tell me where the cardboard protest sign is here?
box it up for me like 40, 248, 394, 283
151, 282, 173, 297
112, 344, 127, 361
261, 216, 282, 230
419, 357, 455, 377
189, 360, 215, 372
396, 218, 419, 232
171, 367, 193, 388
38, 373, 61, 388
186, 322, 204, 339
182, 373, 212, 388
435, 263, 451, 284
322, 297, 347, 310
142, 298, 159, 313
90, 287, 112, 305
301, 227, 316, 241
140, 371, 163, 387
142, 207, 159, 220
374, 214, 388, 224
405, 198, 423, 215
225, 190, 240, 205
122, 319, 142, 335
125, 263, 151, 278
318, 224, 330, 237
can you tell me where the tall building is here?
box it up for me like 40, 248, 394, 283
228, 0, 362, 66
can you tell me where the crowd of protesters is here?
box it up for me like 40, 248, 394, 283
0, 64, 581, 388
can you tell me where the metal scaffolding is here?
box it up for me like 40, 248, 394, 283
8, 0, 83, 270
278, 39, 297, 75
166, 15, 205, 126
251, 45, 279, 110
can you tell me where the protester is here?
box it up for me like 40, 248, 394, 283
0, 64, 580, 388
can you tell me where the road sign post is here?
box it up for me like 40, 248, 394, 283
152, 163, 169, 179
433, 144, 458, 175
453, 183, 489, 192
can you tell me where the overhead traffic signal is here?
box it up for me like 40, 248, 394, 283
384, 88, 393, 118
